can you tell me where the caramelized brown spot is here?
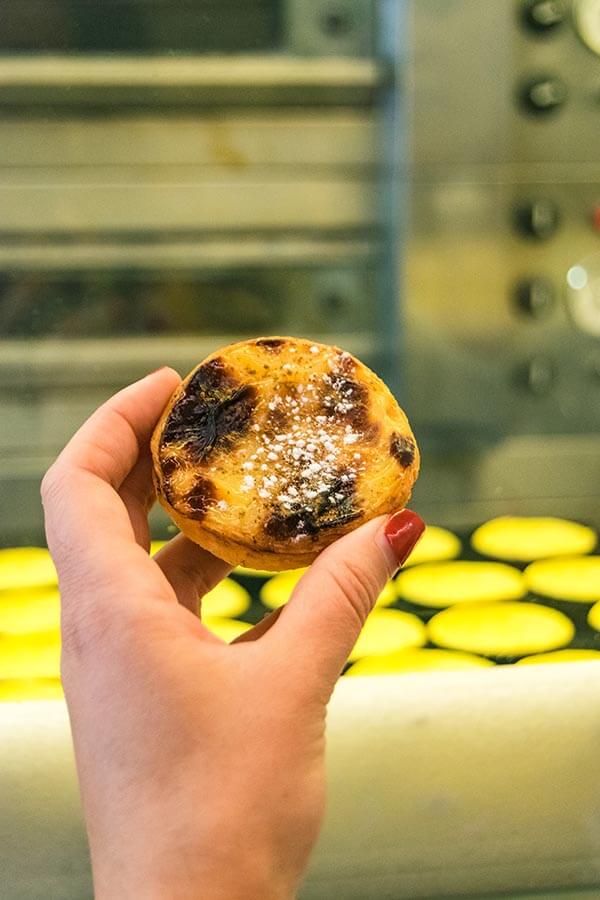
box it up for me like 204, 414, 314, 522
265, 511, 319, 541
256, 338, 285, 351
161, 456, 179, 478
264, 472, 360, 540
185, 475, 216, 521
323, 375, 370, 433
315, 475, 361, 529
160, 358, 256, 463
390, 433, 416, 467
188, 357, 233, 395
214, 385, 257, 441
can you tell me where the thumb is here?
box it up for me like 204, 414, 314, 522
271, 509, 424, 694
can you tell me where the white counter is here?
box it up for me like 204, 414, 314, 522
2, 663, 600, 899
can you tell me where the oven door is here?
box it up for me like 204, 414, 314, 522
0, 0, 402, 545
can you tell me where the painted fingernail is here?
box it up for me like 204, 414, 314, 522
384, 509, 425, 566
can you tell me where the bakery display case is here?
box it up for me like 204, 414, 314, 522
2, 1, 600, 898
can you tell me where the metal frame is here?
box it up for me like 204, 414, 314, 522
0, 55, 383, 107
374, 0, 409, 395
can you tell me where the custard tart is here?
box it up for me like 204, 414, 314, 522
151, 337, 420, 570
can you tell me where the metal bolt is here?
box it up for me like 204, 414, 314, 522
321, 10, 352, 37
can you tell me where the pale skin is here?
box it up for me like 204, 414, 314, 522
41, 367, 424, 899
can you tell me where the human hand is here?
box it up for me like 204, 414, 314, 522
41, 368, 424, 900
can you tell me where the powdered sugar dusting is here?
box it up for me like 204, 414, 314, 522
241, 475, 255, 491
235, 347, 367, 533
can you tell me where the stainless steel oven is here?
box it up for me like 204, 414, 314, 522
0, 0, 402, 544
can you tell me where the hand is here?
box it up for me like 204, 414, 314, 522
41, 368, 424, 900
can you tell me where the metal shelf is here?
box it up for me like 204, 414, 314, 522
0, 333, 377, 387
0, 55, 387, 107
0, 236, 377, 271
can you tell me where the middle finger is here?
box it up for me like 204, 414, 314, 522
119, 450, 156, 550
153, 534, 232, 613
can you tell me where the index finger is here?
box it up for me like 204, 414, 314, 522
42, 367, 180, 585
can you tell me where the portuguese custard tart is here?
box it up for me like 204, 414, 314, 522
151, 337, 420, 571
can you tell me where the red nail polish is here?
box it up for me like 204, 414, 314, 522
384, 509, 425, 566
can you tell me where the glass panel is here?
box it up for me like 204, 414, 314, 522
0, 269, 375, 339
1, 0, 282, 54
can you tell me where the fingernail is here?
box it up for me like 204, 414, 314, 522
147, 366, 168, 377
384, 509, 425, 566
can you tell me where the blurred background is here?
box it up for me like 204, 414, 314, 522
1, 0, 598, 545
